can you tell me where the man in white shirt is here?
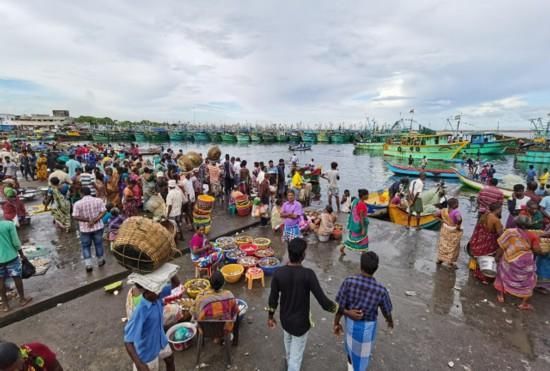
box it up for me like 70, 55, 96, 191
166, 179, 185, 241
322, 161, 340, 212
407, 173, 426, 230
48, 163, 72, 185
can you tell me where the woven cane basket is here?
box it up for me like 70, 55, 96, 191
112, 217, 177, 273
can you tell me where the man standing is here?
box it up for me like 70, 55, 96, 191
277, 158, 286, 199
407, 172, 426, 230
333, 251, 393, 371
280, 191, 303, 242
527, 165, 537, 183
65, 154, 81, 178
166, 179, 185, 241
79, 165, 96, 197
3, 156, 17, 181
268, 238, 338, 371
0, 218, 32, 311
322, 161, 340, 212
72, 187, 107, 272
477, 178, 504, 215
223, 154, 234, 200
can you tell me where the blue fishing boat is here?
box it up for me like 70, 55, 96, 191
385, 161, 458, 179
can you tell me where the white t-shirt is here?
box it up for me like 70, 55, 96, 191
409, 179, 424, 197
325, 170, 339, 187
514, 196, 531, 210
166, 188, 185, 217
181, 179, 195, 203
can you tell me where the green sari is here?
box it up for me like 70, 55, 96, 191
51, 186, 71, 231
344, 199, 369, 251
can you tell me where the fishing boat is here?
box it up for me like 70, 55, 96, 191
301, 131, 318, 143
168, 131, 185, 141
366, 190, 389, 216
237, 133, 250, 143
385, 161, 458, 179
317, 131, 329, 143
454, 169, 513, 198
354, 134, 391, 151
288, 143, 312, 151
461, 133, 517, 155
276, 133, 289, 142
134, 131, 147, 142
515, 148, 550, 164
288, 132, 301, 143
383, 134, 468, 160
250, 133, 262, 143
388, 205, 441, 230
193, 131, 210, 142
210, 132, 222, 142
147, 129, 169, 142
329, 132, 347, 144
261, 132, 276, 143
92, 132, 109, 142
139, 146, 162, 155
221, 132, 237, 143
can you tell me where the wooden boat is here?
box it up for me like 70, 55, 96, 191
329, 132, 347, 144
193, 131, 210, 142
454, 169, 513, 198
515, 148, 550, 164
210, 132, 222, 142
250, 133, 262, 142
221, 132, 237, 142
355, 134, 394, 151
385, 161, 458, 179
301, 131, 318, 143
388, 205, 441, 230
366, 190, 389, 216
461, 133, 516, 155
288, 132, 301, 143
383, 134, 468, 160
288, 143, 312, 151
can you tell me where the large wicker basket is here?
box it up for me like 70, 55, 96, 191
112, 217, 177, 273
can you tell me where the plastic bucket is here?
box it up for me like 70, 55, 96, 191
166, 322, 197, 351
477, 256, 496, 278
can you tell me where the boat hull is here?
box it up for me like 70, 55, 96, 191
388, 205, 441, 230
134, 132, 147, 142
366, 190, 389, 216
237, 134, 250, 143
276, 134, 289, 142
385, 161, 458, 179
169, 132, 185, 141
221, 133, 237, 142
462, 138, 516, 155
383, 141, 467, 160
516, 150, 550, 164
193, 132, 210, 142
455, 170, 513, 198
354, 142, 384, 151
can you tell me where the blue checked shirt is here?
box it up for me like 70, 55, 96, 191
336, 274, 392, 321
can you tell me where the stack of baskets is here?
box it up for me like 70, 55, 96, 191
193, 194, 215, 232
235, 195, 252, 217
112, 217, 177, 273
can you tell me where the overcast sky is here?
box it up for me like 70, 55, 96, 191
0, 0, 549, 129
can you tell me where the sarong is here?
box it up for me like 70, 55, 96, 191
344, 317, 377, 371
494, 252, 536, 298
283, 224, 300, 242
437, 223, 463, 264
536, 255, 550, 290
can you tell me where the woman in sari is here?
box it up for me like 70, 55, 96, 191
122, 178, 139, 217
105, 167, 121, 207
190, 225, 222, 268
494, 215, 540, 310
436, 198, 463, 268
43, 176, 71, 232
36, 153, 48, 181
94, 172, 106, 202
342, 189, 369, 255
468, 202, 503, 282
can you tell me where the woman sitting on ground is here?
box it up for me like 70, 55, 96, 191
193, 271, 240, 344
190, 225, 222, 269
315, 205, 337, 241
494, 215, 541, 310
0, 341, 63, 371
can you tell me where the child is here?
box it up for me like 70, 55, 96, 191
340, 189, 351, 213
271, 198, 283, 232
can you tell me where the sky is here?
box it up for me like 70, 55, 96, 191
0, 0, 549, 129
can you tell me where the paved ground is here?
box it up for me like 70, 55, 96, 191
3, 214, 550, 371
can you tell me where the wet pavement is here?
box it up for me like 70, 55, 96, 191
2, 213, 550, 370
0, 181, 259, 326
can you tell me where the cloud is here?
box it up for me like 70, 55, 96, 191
0, 0, 548, 128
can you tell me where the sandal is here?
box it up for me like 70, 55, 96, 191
518, 303, 534, 311
18, 297, 32, 307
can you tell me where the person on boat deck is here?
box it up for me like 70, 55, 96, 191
407, 173, 426, 230
408, 154, 414, 166
420, 156, 428, 169
525, 181, 541, 204
526, 165, 537, 183
506, 184, 530, 228
519, 200, 544, 230
389, 178, 409, 200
